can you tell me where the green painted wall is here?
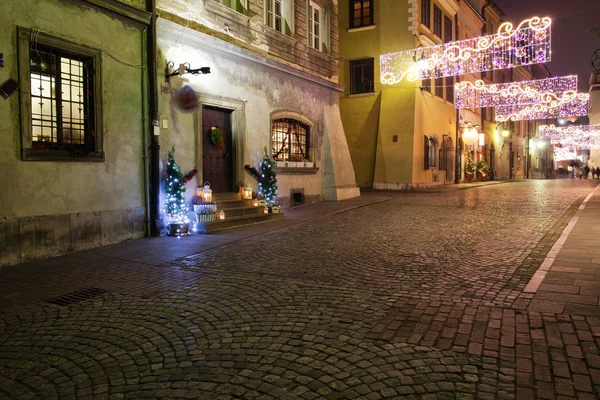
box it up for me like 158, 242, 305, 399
0, 0, 145, 218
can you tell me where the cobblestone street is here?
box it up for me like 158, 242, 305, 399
2, 180, 600, 399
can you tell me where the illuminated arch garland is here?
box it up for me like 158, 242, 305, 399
454, 75, 578, 109
538, 124, 600, 150
494, 93, 589, 122
380, 16, 552, 84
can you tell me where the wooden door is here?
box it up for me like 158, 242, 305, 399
202, 106, 233, 193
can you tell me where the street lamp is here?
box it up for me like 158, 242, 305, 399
462, 123, 479, 146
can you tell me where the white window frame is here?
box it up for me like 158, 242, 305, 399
265, 0, 294, 36
308, 1, 329, 52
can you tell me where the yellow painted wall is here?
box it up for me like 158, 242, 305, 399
413, 90, 456, 184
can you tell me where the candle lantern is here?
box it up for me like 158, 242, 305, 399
241, 183, 252, 200
219, 210, 225, 220
198, 182, 212, 202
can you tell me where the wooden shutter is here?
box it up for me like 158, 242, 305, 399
424, 136, 429, 170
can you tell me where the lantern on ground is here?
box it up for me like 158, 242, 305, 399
219, 210, 225, 220
241, 183, 252, 200
199, 182, 212, 202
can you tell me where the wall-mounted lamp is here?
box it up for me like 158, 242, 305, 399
166, 61, 211, 81
462, 122, 479, 146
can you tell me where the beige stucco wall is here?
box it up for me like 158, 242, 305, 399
0, 0, 145, 219
157, 18, 356, 209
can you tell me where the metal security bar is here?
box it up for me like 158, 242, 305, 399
30, 45, 93, 149
271, 119, 310, 162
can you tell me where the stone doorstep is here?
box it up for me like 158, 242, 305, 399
198, 213, 285, 233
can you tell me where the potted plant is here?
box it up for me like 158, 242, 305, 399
476, 159, 489, 181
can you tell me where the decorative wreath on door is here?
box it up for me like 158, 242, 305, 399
210, 127, 224, 149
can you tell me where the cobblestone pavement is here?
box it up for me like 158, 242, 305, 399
1, 180, 599, 399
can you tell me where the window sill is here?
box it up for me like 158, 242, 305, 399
348, 91, 377, 98
347, 24, 376, 33
274, 166, 319, 175
23, 149, 105, 162
263, 26, 295, 45
204, 0, 250, 24
306, 46, 331, 60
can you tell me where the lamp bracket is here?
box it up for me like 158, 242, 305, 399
166, 61, 211, 80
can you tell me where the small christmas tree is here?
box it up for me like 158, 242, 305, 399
258, 151, 278, 204
465, 153, 476, 175
165, 149, 189, 224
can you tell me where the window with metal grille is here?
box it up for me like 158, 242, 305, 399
433, 6, 442, 38
271, 118, 311, 162
350, 0, 373, 28
434, 77, 443, 98
350, 58, 374, 94
29, 45, 94, 150
18, 27, 102, 161
444, 15, 452, 43
445, 76, 453, 102
421, 0, 430, 28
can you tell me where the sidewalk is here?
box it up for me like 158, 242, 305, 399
0, 193, 390, 309
525, 185, 600, 315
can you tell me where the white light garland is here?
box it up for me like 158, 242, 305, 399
454, 75, 578, 109
538, 124, 600, 150
380, 16, 552, 84
495, 93, 589, 122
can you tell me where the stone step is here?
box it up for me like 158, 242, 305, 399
220, 206, 264, 218
212, 192, 241, 201
215, 198, 256, 209
198, 213, 284, 233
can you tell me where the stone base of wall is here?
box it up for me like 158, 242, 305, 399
0, 207, 146, 268
373, 182, 445, 190
277, 194, 324, 209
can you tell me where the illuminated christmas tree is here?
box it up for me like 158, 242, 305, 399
258, 151, 278, 204
165, 150, 189, 225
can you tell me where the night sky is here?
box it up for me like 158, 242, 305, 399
493, 0, 600, 92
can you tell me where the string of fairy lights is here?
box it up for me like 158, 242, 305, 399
379, 15, 597, 158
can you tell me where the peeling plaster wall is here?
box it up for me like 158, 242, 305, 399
0, 0, 146, 266
157, 19, 349, 208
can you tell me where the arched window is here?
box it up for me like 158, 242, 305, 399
271, 118, 311, 162
424, 135, 438, 169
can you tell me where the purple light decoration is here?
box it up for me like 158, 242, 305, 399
380, 16, 552, 84
454, 75, 579, 110
495, 93, 589, 122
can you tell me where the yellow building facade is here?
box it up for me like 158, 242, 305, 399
339, 0, 460, 190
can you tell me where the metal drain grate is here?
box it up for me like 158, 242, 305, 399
46, 288, 106, 306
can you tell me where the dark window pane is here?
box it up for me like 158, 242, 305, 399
435, 77, 443, 98
444, 15, 452, 43
422, 77, 431, 92
433, 6, 442, 37
350, 0, 373, 28
445, 76, 453, 102
421, 0, 430, 28
350, 58, 374, 94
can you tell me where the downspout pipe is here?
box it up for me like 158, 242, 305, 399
454, 11, 460, 184
147, 0, 161, 236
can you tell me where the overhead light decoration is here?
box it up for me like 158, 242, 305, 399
454, 75, 578, 109
553, 146, 578, 161
538, 124, 600, 150
495, 93, 589, 122
380, 16, 552, 84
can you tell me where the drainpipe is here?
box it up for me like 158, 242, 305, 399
147, 0, 161, 236
454, 12, 460, 184
142, 28, 151, 236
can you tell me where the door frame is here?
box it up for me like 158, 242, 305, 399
195, 93, 246, 192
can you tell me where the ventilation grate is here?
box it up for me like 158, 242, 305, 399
46, 287, 106, 306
